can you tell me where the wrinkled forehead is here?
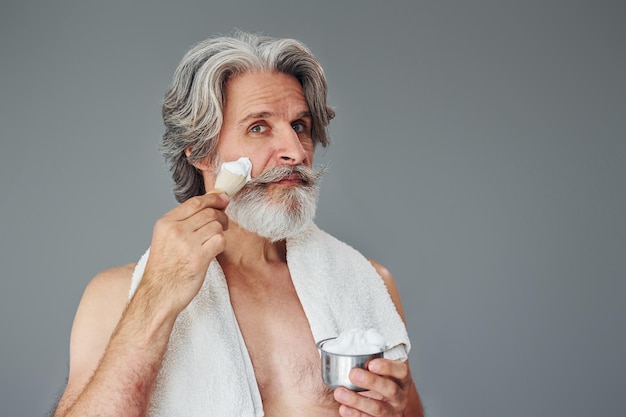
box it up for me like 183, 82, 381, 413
223, 71, 309, 120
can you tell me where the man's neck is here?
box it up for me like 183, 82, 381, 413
218, 222, 287, 268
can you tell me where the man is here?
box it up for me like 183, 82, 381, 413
54, 31, 423, 417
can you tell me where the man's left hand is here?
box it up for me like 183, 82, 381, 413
333, 358, 411, 416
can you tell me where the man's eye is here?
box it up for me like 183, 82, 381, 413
250, 124, 266, 133
292, 122, 305, 133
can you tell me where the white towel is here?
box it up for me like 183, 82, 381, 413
129, 223, 411, 416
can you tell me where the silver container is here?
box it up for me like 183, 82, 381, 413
317, 338, 385, 392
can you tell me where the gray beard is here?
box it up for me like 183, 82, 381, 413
225, 166, 323, 242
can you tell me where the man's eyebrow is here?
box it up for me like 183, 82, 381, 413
237, 112, 274, 127
296, 111, 312, 120
237, 111, 312, 127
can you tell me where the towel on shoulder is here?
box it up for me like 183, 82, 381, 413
129, 223, 411, 416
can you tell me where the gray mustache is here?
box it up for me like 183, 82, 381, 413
247, 165, 326, 187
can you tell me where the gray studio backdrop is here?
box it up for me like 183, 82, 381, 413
1, 1, 624, 416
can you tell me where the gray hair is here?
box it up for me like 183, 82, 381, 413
160, 31, 335, 203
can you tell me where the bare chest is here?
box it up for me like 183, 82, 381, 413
224, 265, 338, 415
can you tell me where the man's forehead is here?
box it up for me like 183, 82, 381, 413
224, 72, 310, 122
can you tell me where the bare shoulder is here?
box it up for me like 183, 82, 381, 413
368, 259, 407, 322
81, 263, 135, 303
368, 259, 392, 282
75, 264, 135, 333
64, 264, 135, 394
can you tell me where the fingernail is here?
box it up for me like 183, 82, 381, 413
334, 387, 350, 402
351, 368, 365, 382
368, 359, 381, 373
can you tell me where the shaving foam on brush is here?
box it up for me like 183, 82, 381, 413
210, 157, 252, 197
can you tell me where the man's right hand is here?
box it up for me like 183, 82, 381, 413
53, 193, 231, 417
139, 192, 230, 314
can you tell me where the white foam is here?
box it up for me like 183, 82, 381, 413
322, 328, 387, 355
220, 157, 252, 179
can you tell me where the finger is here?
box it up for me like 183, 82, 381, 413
366, 359, 412, 403
347, 367, 406, 408
368, 359, 409, 383
348, 367, 392, 398
196, 220, 227, 246
334, 387, 388, 417
358, 390, 385, 401
200, 230, 227, 257
166, 193, 230, 221
186, 207, 229, 233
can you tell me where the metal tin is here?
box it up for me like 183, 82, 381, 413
317, 337, 385, 392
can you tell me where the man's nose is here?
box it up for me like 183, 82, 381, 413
276, 127, 308, 165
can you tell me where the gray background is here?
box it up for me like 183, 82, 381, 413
1, 0, 624, 416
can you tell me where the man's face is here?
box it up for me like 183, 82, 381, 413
213, 71, 322, 240
213, 71, 315, 185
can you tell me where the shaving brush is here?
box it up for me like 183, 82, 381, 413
209, 157, 252, 197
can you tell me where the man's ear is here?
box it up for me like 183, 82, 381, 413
185, 146, 212, 171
